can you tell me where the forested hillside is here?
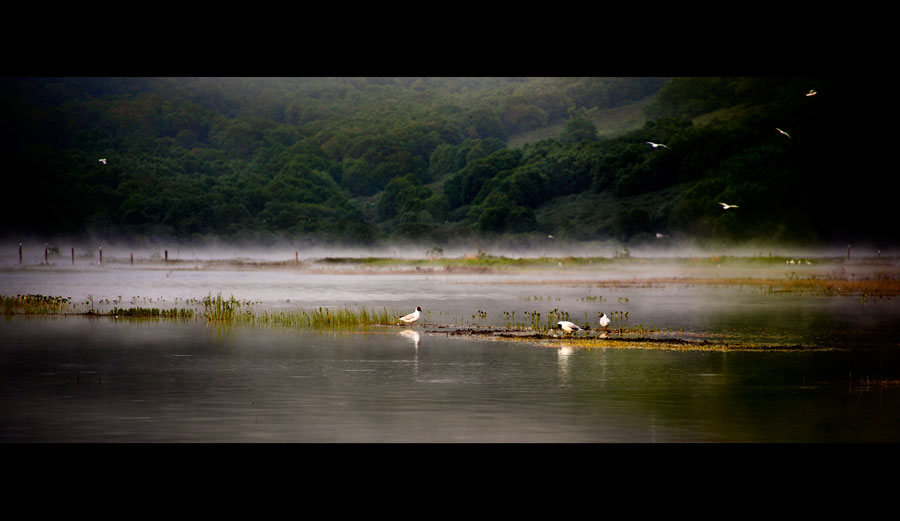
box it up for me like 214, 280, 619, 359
0, 76, 890, 248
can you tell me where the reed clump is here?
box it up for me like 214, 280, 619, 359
253, 306, 399, 329
202, 293, 246, 321
1, 294, 72, 315
199, 292, 399, 329
108, 307, 195, 319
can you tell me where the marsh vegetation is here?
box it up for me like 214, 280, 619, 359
3, 252, 898, 352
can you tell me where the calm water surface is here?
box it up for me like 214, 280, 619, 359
2, 263, 899, 442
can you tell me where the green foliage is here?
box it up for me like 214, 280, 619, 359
377, 174, 433, 221
442, 147, 523, 209
473, 192, 536, 233
558, 117, 599, 143
2, 294, 72, 315
0, 76, 889, 246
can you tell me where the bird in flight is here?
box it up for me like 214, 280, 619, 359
98, 158, 107, 165
645, 142, 669, 149
398, 306, 422, 326
776, 128, 791, 139
719, 202, 739, 210
806, 89, 817, 97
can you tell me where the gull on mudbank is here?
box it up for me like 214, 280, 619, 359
398, 306, 422, 326
557, 321, 582, 334
598, 313, 611, 329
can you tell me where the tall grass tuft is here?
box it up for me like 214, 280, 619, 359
202, 293, 245, 321
255, 306, 399, 329
2, 294, 72, 315
109, 307, 194, 319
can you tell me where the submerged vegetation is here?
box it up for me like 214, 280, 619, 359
470, 274, 900, 297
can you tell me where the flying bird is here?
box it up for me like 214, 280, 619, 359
719, 202, 739, 210
806, 89, 817, 97
645, 142, 669, 149
98, 158, 107, 165
557, 321, 582, 334
776, 128, 791, 139
598, 313, 611, 329
398, 306, 422, 326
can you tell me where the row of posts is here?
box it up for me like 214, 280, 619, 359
17, 244, 303, 265
11, 244, 883, 265
18, 243, 169, 266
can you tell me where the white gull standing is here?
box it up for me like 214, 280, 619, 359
598, 313, 611, 329
398, 306, 422, 326
557, 321, 582, 334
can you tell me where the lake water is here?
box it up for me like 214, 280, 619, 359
2, 260, 900, 442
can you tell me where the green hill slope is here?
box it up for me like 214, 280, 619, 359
0, 76, 890, 248
507, 94, 655, 148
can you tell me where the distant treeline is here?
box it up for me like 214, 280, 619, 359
0, 76, 890, 246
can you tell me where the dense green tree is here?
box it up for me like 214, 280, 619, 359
442, 147, 522, 209
558, 117, 599, 143
376, 174, 432, 221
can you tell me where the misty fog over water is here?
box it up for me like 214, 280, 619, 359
4, 237, 896, 267
4, 237, 899, 349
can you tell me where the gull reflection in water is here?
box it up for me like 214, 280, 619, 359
399, 329, 421, 348
557, 346, 574, 382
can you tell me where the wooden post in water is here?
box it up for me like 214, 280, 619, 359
165, 249, 168, 263
99, 246, 102, 266
130, 252, 134, 265
295, 251, 299, 265
19, 243, 22, 264
847, 245, 851, 260
44, 243, 48, 263
72, 247, 75, 265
